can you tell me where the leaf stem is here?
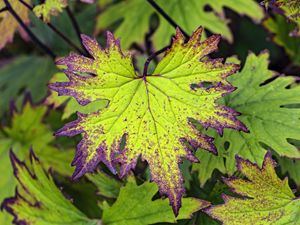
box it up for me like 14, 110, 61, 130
0, 6, 8, 13
4, 0, 56, 58
18, 0, 32, 9
143, 0, 190, 77
147, 0, 189, 38
18, 0, 85, 55
143, 46, 169, 77
66, 6, 89, 56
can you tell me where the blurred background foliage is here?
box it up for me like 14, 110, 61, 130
0, 0, 300, 224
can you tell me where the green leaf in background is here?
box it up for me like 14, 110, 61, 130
96, 0, 155, 49
222, 52, 300, 169
152, 0, 264, 49
264, 15, 300, 66
0, 101, 73, 224
192, 147, 226, 186
86, 170, 122, 198
45, 73, 107, 119
50, 28, 247, 214
101, 177, 209, 225
205, 152, 300, 224
96, 0, 264, 49
33, 0, 68, 23
31, 4, 97, 55
197, 52, 300, 180
2, 151, 100, 225
0, 55, 57, 117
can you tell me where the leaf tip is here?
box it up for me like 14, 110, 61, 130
106, 31, 121, 49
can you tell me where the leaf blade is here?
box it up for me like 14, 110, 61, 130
50, 28, 246, 215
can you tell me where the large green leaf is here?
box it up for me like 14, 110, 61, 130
222, 52, 300, 170
96, 0, 264, 49
49, 28, 246, 214
153, 0, 264, 49
0, 55, 57, 116
194, 52, 300, 184
205, 152, 300, 224
96, 0, 154, 49
101, 178, 209, 225
0, 102, 73, 223
2, 151, 99, 225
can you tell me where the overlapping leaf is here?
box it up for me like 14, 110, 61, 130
0, 55, 57, 116
0, 0, 30, 49
205, 152, 300, 224
0, 101, 73, 223
96, 0, 264, 49
264, 15, 300, 65
50, 27, 246, 214
101, 178, 209, 225
194, 52, 300, 184
2, 151, 99, 225
278, 157, 300, 187
263, 0, 300, 36
86, 170, 122, 198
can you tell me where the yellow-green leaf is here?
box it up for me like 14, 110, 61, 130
205, 152, 300, 225
49, 27, 246, 215
33, 0, 67, 23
